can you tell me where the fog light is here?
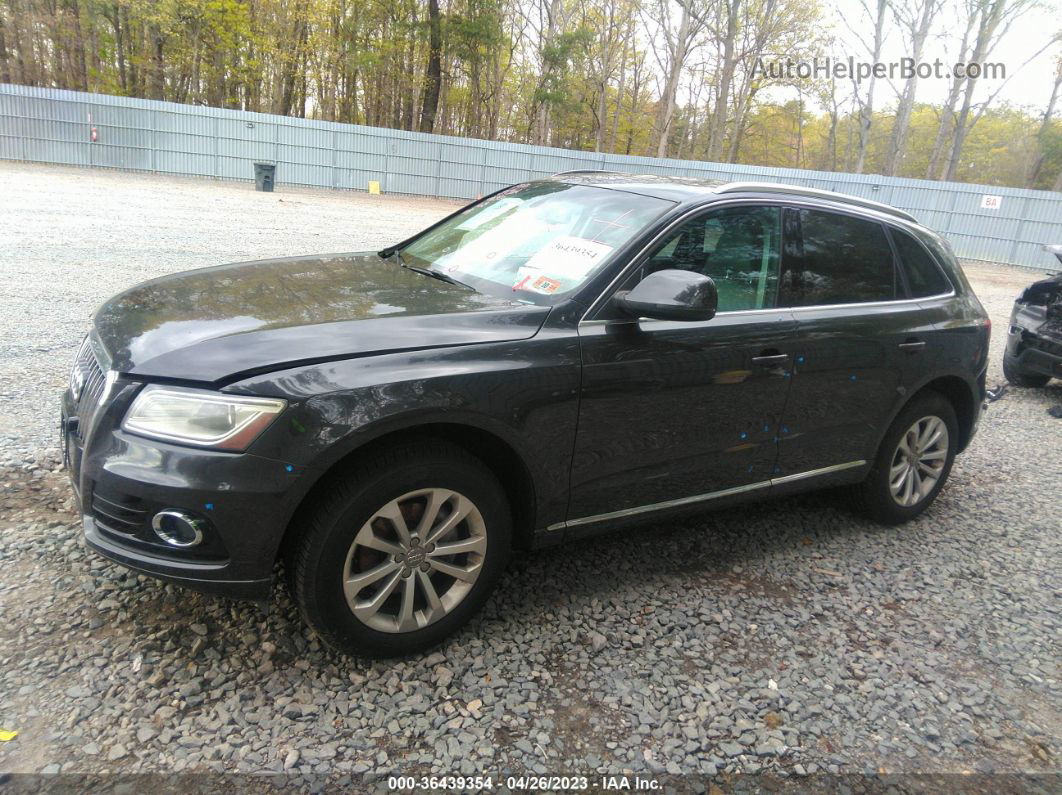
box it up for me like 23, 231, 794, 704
151, 511, 206, 548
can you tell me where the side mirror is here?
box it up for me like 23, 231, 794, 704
615, 270, 718, 322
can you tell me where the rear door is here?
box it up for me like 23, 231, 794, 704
774, 207, 936, 477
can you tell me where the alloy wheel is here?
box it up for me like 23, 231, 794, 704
889, 415, 949, 507
341, 488, 487, 633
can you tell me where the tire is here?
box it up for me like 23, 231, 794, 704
1003, 351, 1050, 388
291, 439, 512, 658
853, 391, 958, 525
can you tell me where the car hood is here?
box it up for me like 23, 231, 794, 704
92, 252, 549, 383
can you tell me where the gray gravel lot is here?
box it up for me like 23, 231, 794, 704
0, 162, 1060, 785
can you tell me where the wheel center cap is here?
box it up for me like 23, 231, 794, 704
405, 548, 426, 567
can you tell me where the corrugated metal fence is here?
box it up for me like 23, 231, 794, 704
2, 83, 1061, 270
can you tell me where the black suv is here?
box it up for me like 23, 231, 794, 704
62, 173, 990, 657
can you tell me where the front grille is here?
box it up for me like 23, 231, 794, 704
71, 340, 107, 434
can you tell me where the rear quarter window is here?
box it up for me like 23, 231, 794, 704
892, 229, 951, 297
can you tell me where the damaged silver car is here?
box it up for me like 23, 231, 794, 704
1004, 244, 1062, 387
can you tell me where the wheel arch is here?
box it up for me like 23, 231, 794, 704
277, 422, 539, 566
905, 375, 978, 453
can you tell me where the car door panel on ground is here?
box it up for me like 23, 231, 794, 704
774, 208, 944, 476
569, 204, 796, 523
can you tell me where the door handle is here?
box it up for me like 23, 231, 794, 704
898, 339, 926, 351
751, 353, 790, 366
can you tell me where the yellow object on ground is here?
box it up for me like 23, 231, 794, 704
0, 729, 17, 741
368, 180, 381, 195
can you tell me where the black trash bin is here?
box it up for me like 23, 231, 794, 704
253, 162, 276, 192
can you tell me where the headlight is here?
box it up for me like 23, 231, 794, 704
122, 386, 286, 451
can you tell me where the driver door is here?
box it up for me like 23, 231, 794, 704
566, 204, 797, 528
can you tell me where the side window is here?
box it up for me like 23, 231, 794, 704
780, 209, 900, 307
641, 206, 782, 312
892, 228, 950, 297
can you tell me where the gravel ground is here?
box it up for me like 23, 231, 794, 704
1, 162, 1060, 786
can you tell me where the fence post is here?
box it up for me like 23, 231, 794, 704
86, 100, 94, 170
384, 136, 391, 193
332, 127, 338, 189
272, 120, 279, 180
433, 141, 443, 198
1009, 195, 1031, 266
18, 92, 27, 162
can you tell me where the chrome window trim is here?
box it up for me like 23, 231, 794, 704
578, 289, 956, 328
547, 460, 866, 531
580, 195, 956, 325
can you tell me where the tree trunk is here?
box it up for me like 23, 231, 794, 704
1026, 60, 1062, 187
608, 33, 628, 152
0, 15, 10, 84
884, 0, 940, 176
418, 0, 442, 132
943, 0, 1011, 181
656, 1, 692, 158
150, 25, 164, 100
854, 0, 888, 174
67, 0, 89, 91
706, 0, 740, 162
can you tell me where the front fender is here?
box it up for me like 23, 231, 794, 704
228, 334, 583, 533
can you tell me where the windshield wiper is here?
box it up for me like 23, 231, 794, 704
391, 250, 474, 290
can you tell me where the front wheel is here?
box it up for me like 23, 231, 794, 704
853, 391, 958, 525
291, 440, 512, 658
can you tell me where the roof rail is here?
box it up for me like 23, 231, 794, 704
715, 181, 918, 223
551, 169, 614, 176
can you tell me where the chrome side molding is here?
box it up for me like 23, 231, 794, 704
547, 460, 867, 532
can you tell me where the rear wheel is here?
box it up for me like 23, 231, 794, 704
291, 440, 511, 658
1003, 351, 1050, 387
854, 391, 958, 524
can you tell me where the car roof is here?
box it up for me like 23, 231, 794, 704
549, 170, 919, 224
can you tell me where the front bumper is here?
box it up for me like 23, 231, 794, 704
82, 516, 272, 599
62, 381, 304, 601
1007, 316, 1062, 379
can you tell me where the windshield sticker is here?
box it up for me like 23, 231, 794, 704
522, 236, 614, 278
512, 274, 562, 294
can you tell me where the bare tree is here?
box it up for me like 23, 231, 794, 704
926, 0, 976, 177
941, 0, 1039, 181
840, 0, 890, 173
644, 0, 705, 158
1026, 53, 1062, 187
883, 0, 942, 175
418, 0, 442, 132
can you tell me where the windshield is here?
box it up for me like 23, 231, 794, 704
400, 182, 674, 304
